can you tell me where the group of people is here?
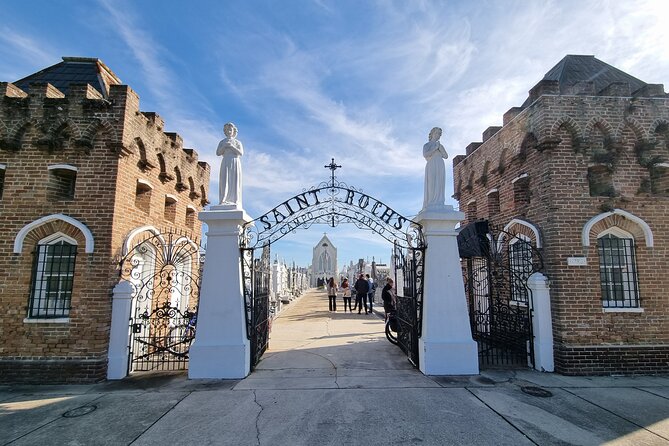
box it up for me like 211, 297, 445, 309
326, 275, 396, 316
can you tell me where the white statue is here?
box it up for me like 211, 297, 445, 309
422, 127, 448, 210
217, 122, 243, 207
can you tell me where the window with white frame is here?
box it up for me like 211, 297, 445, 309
508, 235, 533, 304
28, 233, 77, 318
597, 228, 640, 308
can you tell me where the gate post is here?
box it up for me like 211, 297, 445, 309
107, 280, 133, 380
416, 206, 479, 375
189, 207, 252, 379
528, 272, 554, 372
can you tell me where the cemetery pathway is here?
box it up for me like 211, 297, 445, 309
235, 288, 429, 390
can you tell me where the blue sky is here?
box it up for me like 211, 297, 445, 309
2, 0, 668, 267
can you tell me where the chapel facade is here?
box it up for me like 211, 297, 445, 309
0, 57, 210, 383
310, 234, 338, 286
454, 55, 668, 375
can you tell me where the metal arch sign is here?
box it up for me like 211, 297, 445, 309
241, 162, 424, 250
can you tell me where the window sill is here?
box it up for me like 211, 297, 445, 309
23, 317, 70, 324
602, 307, 644, 313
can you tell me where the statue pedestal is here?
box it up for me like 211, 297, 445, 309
188, 208, 252, 379
416, 205, 479, 375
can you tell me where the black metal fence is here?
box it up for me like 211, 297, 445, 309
458, 221, 542, 369
241, 245, 271, 370
129, 303, 197, 371
119, 229, 203, 373
393, 242, 425, 367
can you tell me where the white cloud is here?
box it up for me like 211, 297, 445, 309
0, 27, 56, 79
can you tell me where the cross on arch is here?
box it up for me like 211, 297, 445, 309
324, 158, 341, 186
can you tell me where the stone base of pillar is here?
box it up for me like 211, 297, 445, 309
189, 342, 250, 379
419, 338, 479, 375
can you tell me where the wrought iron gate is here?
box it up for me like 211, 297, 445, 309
458, 221, 543, 368
240, 244, 271, 370
119, 230, 203, 372
392, 241, 425, 367
237, 158, 427, 369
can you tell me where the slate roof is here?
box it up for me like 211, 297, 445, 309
13, 57, 122, 98
543, 55, 646, 94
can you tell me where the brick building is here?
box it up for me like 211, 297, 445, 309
454, 55, 668, 375
0, 57, 210, 383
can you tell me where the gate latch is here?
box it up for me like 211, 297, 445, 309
132, 323, 143, 333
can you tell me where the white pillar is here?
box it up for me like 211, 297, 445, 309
107, 280, 133, 380
416, 205, 479, 375
529, 272, 554, 372
188, 207, 252, 379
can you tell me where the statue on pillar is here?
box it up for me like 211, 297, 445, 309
217, 122, 243, 207
422, 127, 448, 210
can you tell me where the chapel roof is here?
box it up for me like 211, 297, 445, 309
543, 55, 646, 94
314, 233, 336, 250
13, 57, 122, 98
521, 55, 647, 107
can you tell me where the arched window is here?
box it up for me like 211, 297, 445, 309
28, 233, 77, 318
319, 251, 331, 272
597, 228, 640, 308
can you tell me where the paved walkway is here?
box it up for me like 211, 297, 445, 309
1, 289, 669, 445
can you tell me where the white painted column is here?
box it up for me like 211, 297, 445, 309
529, 272, 554, 372
416, 205, 479, 375
188, 207, 252, 379
107, 280, 133, 380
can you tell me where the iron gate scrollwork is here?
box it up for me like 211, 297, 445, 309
458, 220, 543, 368
119, 229, 203, 372
393, 240, 425, 367
240, 242, 271, 370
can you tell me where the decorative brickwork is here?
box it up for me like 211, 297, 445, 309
454, 55, 669, 375
0, 58, 210, 383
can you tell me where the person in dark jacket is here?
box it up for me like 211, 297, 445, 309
382, 277, 396, 317
354, 274, 369, 314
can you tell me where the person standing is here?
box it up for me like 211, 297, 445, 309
341, 278, 352, 312
366, 274, 376, 313
382, 278, 396, 317
354, 274, 369, 314
327, 277, 338, 312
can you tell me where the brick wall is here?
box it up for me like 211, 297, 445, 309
454, 88, 669, 375
0, 78, 209, 383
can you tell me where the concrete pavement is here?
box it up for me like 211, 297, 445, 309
1, 289, 669, 445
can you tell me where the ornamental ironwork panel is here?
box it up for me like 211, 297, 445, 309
129, 302, 197, 371
240, 244, 271, 370
241, 178, 425, 251
119, 229, 203, 372
393, 241, 425, 367
458, 221, 543, 369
